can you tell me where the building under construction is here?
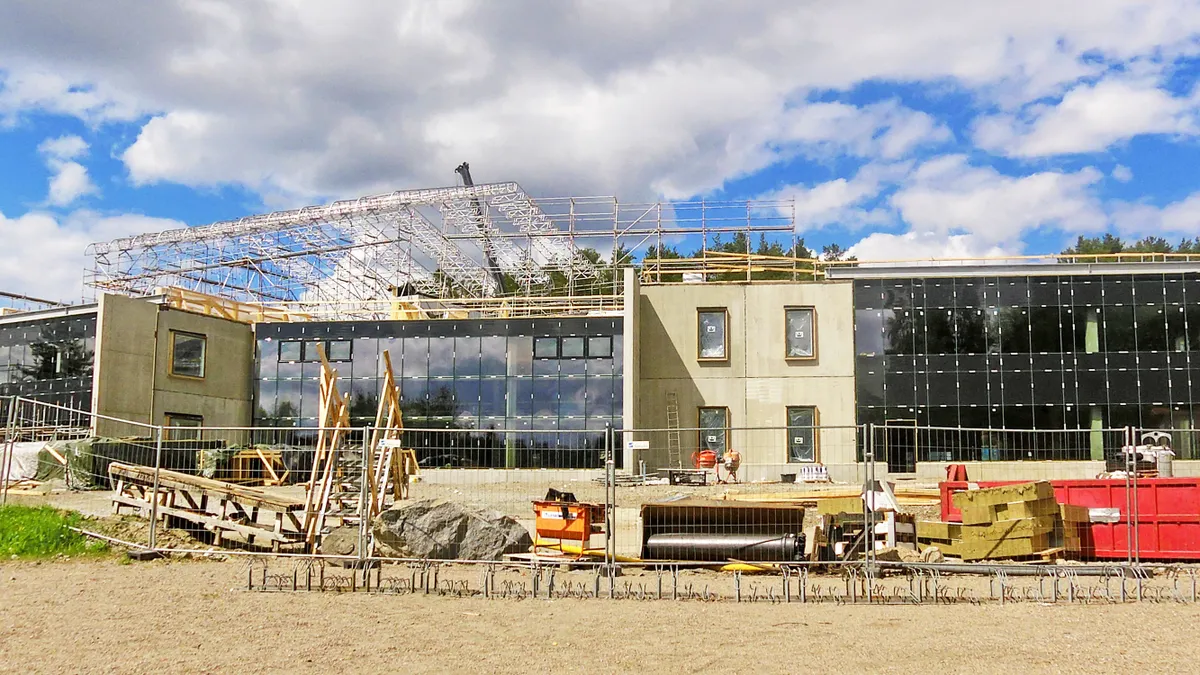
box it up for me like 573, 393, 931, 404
3, 179, 1200, 482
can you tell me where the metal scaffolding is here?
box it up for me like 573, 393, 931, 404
86, 182, 798, 317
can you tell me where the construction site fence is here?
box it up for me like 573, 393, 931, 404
0, 397, 1163, 575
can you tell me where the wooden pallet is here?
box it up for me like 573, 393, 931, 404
109, 462, 307, 550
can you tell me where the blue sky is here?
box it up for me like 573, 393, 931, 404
2, 1, 1200, 302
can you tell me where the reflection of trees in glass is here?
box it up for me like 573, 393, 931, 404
884, 310, 915, 355
953, 309, 987, 353
19, 323, 93, 381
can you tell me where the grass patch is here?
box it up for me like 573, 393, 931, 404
0, 505, 108, 559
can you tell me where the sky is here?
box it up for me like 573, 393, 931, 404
2, 1, 1200, 303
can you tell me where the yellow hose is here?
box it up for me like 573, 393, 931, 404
720, 562, 779, 573
533, 539, 643, 563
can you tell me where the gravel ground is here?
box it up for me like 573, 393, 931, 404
0, 558, 1195, 674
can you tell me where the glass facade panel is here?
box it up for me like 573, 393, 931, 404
0, 311, 97, 416
254, 318, 622, 468
853, 272, 1200, 465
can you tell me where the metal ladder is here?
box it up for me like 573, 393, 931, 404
666, 391, 682, 469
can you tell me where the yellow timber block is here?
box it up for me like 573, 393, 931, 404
918, 539, 960, 556
818, 496, 865, 515
1060, 503, 1089, 523
960, 515, 1058, 542
917, 521, 961, 541
951, 481, 1055, 511
958, 533, 1052, 561
960, 497, 1059, 525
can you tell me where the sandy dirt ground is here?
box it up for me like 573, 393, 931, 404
1, 558, 1196, 675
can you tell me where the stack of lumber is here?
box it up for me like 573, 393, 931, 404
918, 482, 1066, 561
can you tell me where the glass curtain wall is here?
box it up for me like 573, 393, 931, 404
0, 311, 97, 423
254, 317, 623, 469
854, 273, 1200, 465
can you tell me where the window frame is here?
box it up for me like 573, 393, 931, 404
169, 331, 207, 379
697, 406, 730, 458
533, 337, 559, 359
785, 405, 820, 463
697, 307, 730, 362
164, 413, 204, 441
278, 341, 302, 362
784, 306, 818, 361
586, 335, 613, 359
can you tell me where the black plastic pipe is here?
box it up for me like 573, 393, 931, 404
643, 533, 804, 562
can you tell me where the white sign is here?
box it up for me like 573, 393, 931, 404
626, 440, 650, 450
378, 439, 407, 448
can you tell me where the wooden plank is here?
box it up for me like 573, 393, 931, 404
112, 494, 298, 544
108, 463, 305, 511
951, 481, 1054, 510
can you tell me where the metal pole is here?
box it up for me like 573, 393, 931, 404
359, 426, 371, 565
604, 423, 616, 586
864, 423, 875, 600
148, 424, 165, 550
0, 397, 18, 506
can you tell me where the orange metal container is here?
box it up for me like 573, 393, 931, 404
532, 500, 606, 542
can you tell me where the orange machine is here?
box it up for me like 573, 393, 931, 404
532, 499, 607, 551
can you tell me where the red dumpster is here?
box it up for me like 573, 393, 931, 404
939, 477, 1200, 561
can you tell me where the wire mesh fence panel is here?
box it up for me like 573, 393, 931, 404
611, 426, 865, 564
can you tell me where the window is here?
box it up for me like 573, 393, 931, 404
294, 340, 352, 362
279, 341, 301, 362
560, 336, 585, 358
534, 337, 559, 359
326, 340, 352, 361
302, 340, 324, 362
787, 407, 818, 462
784, 307, 816, 359
170, 331, 206, 378
698, 407, 729, 457
164, 413, 203, 440
697, 309, 728, 361
587, 336, 612, 358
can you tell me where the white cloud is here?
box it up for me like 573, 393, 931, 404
850, 230, 1016, 262
37, 134, 97, 206
763, 162, 909, 231
778, 101, 951, 161
974, 77, 1196, 157
1112, 164, 1133, 182
37, 134, 88, 161
1112, 192, 1200, 236
843, 155, 1109, 262
0, 210, 183, 301
3, 1, 1200, 201
890, 155, 1106, 244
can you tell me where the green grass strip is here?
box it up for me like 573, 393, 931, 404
0, 505, 108, 558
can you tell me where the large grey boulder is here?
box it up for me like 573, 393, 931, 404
373, 499, 532, 560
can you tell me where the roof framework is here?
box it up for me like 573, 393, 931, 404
87, 182, 798, 318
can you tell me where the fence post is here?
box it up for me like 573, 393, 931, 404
148, 424, 165, 550
863, 423, 875, 601
359, 426, 371, 566
0, 396, 17, 506
604, 423, 616, 589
